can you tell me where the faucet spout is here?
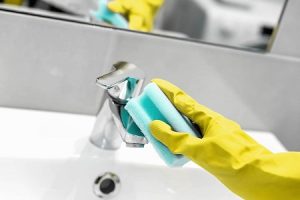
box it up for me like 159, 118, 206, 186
90, 62, 148, 150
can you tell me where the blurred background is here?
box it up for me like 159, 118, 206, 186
0, 0, 287, 50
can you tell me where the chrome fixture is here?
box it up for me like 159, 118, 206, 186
90, 62, 148, 149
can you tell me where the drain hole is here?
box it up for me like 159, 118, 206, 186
100, 179, 115, 194
93, 172, 120, 198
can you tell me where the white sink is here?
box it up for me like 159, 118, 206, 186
0, 107, 286, 200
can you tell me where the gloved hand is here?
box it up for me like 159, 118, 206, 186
149, 79, 300, 200
107, 0, 164, 32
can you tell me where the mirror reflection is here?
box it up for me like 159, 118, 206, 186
0, 0, 287, 50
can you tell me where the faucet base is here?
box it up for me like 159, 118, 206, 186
126, 143, 145, 148
90, 99, 122, 150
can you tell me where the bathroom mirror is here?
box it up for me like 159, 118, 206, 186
0, 0, 287, 51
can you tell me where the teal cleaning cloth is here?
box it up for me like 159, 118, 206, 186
125, 83, 199, 167
91, 0, 128, 29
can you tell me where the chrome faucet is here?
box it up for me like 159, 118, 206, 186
90, 62, 148, 150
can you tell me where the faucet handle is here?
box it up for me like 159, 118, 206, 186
96, 62, 144, 88
96, 62, 144, 104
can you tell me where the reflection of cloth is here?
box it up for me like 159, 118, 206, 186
40, 0, 97, 15
91, 0, 128, 29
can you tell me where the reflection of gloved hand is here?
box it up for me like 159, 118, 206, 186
108, 0, 164, 32
4, 0, 23, 5
150, 79, 300, 200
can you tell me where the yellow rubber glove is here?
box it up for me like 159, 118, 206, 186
108, 0, 164, 32
149, 79, 300, 200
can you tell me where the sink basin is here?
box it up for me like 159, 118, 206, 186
0, 107, 286, 200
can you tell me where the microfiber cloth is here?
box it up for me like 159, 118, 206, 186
91, 0, 128, 29
125, 83, 199, 167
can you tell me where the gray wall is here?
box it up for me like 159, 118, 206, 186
0, 10, 109, 114
0, 9, 299, 150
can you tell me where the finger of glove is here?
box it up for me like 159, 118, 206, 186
152, 79, 222, 133
129, 14, 144, 31
150, 120, 202, 157
107, 1, 127, 14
